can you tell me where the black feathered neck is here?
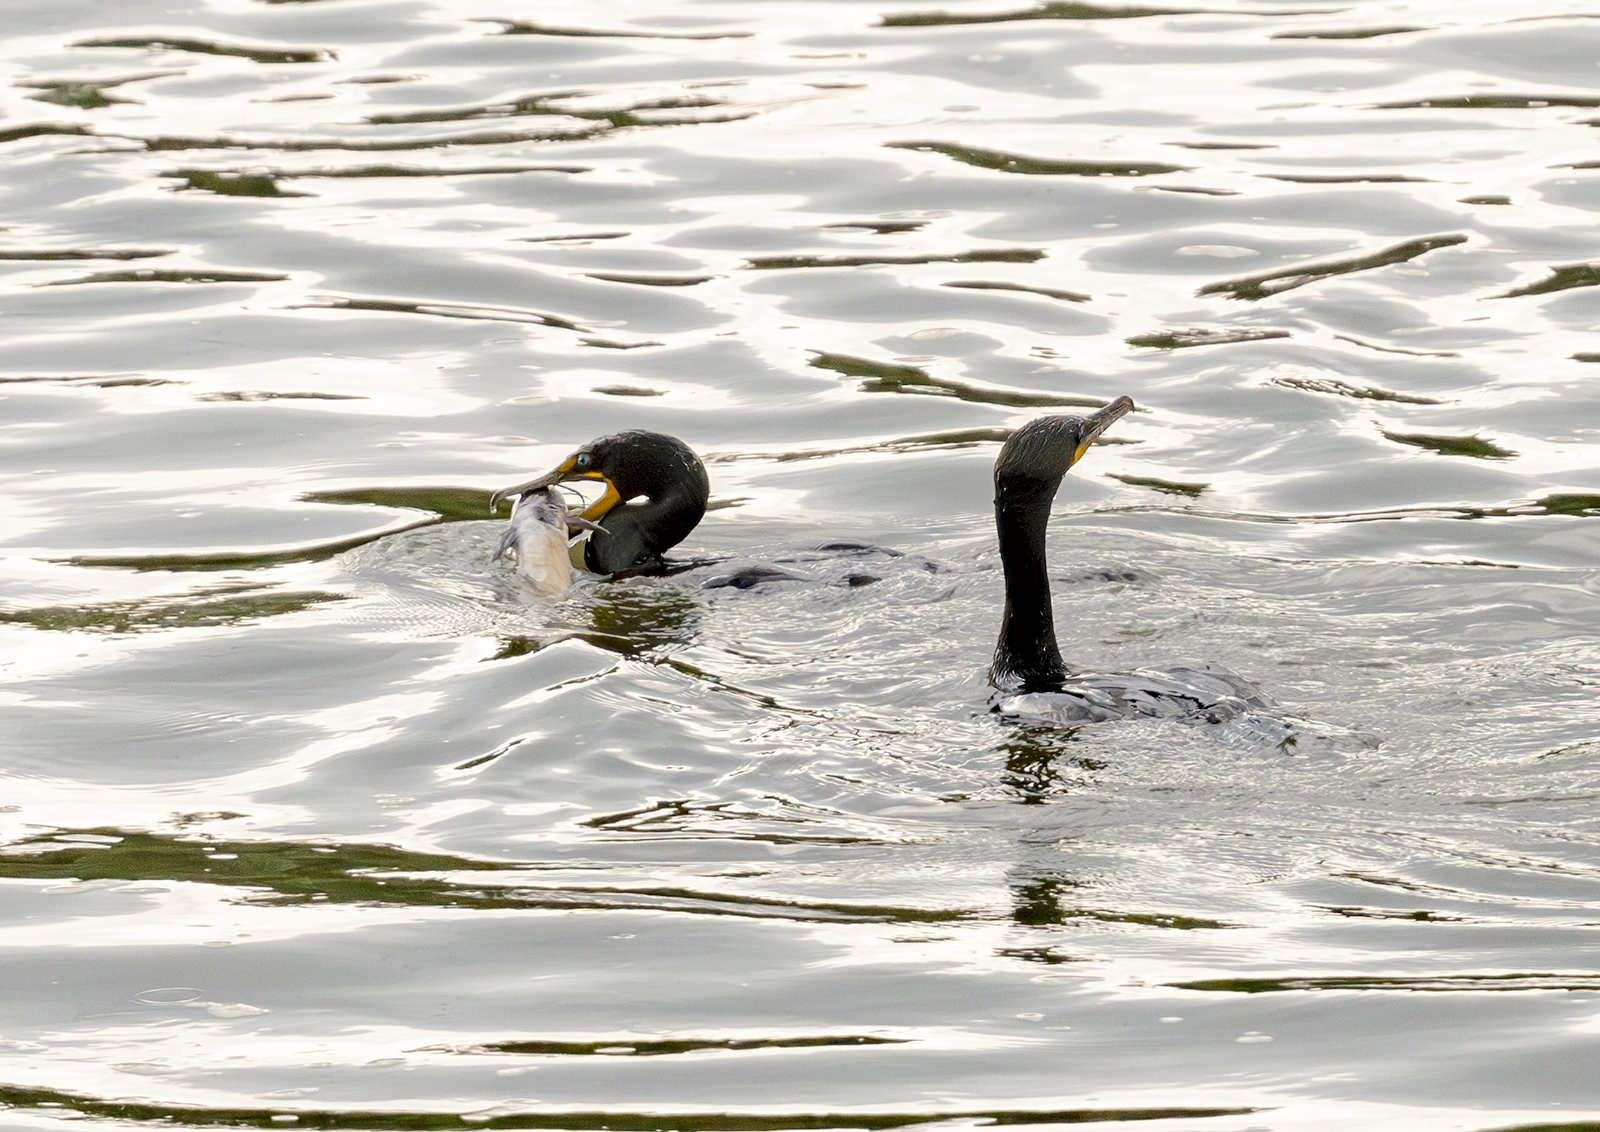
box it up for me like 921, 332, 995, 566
989, 401, 1132, 694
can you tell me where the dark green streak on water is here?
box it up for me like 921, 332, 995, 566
0, 248, 171, 260
708, 427, 1017, 465
1322, 906, 1464, 921
1273, 25, 1428, 39
780, 426, 1017, 459
0, 587, 348, 633
1126, 327, 1289, 349
22, 83, 131, 111
0, 121, 92, 143
747, 250, 1043, 269
1164, 141, 1277, 150
1108, 474, 1208, 497
72, 37, 333, 64
1198, 234, 1467, 300
1374, 94, 1600, 109
299, 163, 589, 177
942, 280, 1091, 302
17, 71, 178, 109
808, 351, 1106, 408
518, 231, 631, 242
885, 140, 1188, 177
291, 297, 583, 331
165, 165, 586, 196
42, 269, 289, 285
131, 126, 608, 152
878, 2, 1206, 27
1009, 876, 1234, 929
1330, 334, 1459, 359
1381, 430, 1516, 459
583, 797, 891, 846
366, 92, 736, 130
65, 487, 507, 574
1495, 263, 1600, 298
1064, 908, 1232, 929
303, 486, 501, 522
584, 272, 717, 286
0, 373, 169, 385
456, 1036, 907, 1057
0, 831, 509, 890
198, 390, 366, 401
997, 945, 1085, 965
0, 1084, 1260, 1131
482, 19, 753, 39
1168, 974, 1600, 993
166, 170, 312, 196
1241, 495, 1600, 523
1258, 173, 1433, 183
822, 220, 929, 234
0, 830, 969, 923
1270, 376, 1445, 404
64, 521, 440, 572
1145, 185, 1241, 196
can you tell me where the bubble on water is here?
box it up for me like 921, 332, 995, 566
133, 988, 204, 1005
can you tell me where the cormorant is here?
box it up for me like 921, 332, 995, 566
490, 430, 709, 575
990, 398, 1282, 731
488, 430, 929, 590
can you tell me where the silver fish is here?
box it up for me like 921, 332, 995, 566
492, 488, 599, 596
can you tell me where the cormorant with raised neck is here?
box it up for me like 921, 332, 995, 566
989, 398, 1282, 732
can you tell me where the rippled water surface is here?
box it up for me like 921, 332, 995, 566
5, 0, 1600, 1128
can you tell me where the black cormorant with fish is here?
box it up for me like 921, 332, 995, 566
491, 431, 710, 577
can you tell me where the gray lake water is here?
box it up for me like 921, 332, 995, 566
4, 0, 1600, 1129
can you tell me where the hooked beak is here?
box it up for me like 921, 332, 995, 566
490, 454, 623, 522
1073, 396, 1135, 464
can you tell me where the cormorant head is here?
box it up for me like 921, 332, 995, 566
491, 430, 709, 573
994, 397, 1134, 509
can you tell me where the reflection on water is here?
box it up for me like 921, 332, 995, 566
0, 1084, 1260, 1130
0, 585, 349, 633
4, 0, 1600, 1127
578, 586, 702, 658
885, 140, 1192, 178
1195, 234, 1467, 300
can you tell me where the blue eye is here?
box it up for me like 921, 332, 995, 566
575, 453, 591, 469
